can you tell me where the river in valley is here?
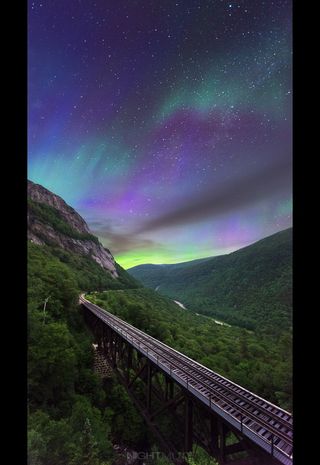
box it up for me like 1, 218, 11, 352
155, 285, 231, 327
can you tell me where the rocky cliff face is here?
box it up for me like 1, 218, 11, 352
28, 180, 118, 277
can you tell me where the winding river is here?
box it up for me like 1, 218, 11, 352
155, 285, 231, 327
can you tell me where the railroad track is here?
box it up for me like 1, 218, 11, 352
80, 295, 293, 464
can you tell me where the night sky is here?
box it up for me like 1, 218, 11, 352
28, 0, 292, 268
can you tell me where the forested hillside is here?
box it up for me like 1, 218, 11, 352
128, 228, 292, 335
28, 242, 151, 465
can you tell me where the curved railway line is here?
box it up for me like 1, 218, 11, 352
80, 295, 293, 465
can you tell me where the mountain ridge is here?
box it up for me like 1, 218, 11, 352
129, 228, 291, 271
128, 228, 292, 333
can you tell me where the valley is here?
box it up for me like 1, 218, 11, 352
128, 228, 292, 336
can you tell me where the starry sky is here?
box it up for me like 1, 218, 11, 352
28, 0, 292, 269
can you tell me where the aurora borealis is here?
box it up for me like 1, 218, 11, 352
28, 0, 292, 269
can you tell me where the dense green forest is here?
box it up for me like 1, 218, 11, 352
87, 289, 292, 411
128, 228, 292, 335
28, 241, 140, 293
28, 242, 151, 465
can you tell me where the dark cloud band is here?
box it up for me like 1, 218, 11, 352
136, 159, 292, 234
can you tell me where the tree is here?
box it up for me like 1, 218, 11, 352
81, 418, 99, 465
70, 395, 113, 460
28, 321, 77, 409
28, 410, 78, 465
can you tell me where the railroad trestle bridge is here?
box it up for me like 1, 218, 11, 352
80, 295, 293, 465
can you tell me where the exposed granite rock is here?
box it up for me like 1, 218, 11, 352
28, 180, 118, 277
28, 180, 91, 234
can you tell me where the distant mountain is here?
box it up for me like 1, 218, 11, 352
28, 180, 140, 291
128, 228, 292, 334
